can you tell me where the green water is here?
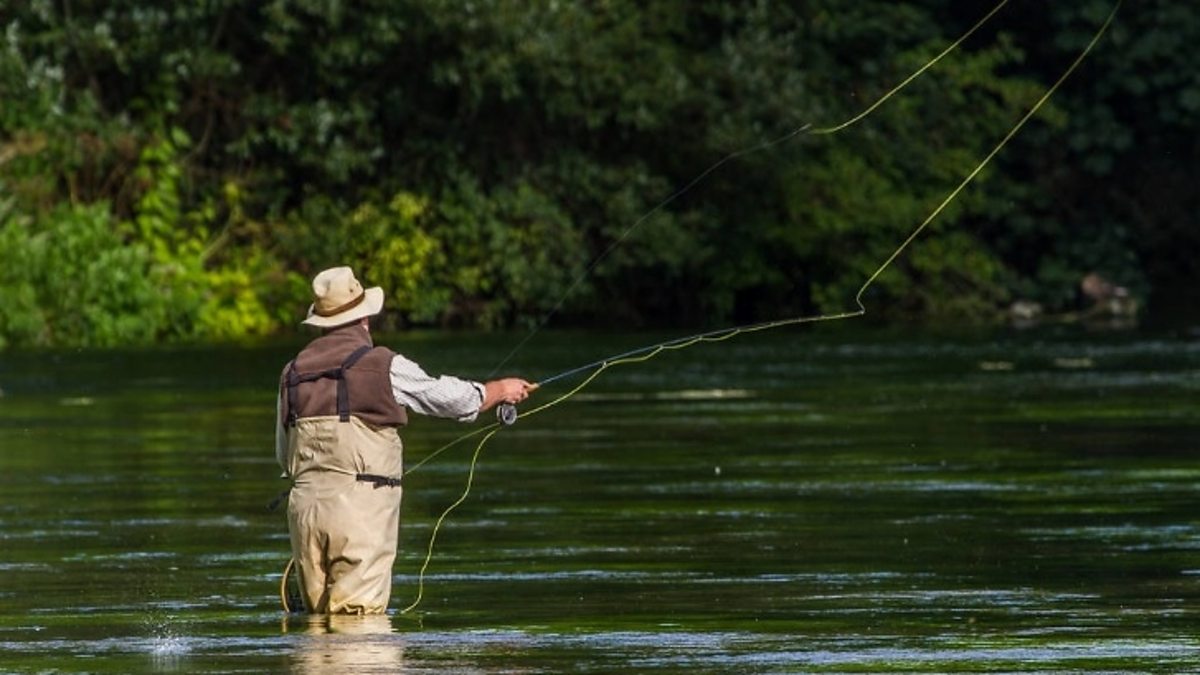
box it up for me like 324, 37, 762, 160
1, 326, 1197, 672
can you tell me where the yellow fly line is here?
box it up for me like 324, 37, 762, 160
281, 0, 1125, 615
396, 0, 1123, 616
393, 0, 1122, 616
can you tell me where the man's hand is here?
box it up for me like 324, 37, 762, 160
481, 378, 535, 411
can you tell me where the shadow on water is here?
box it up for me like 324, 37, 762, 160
0, 325, 1198, 672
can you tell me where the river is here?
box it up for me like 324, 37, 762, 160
1, 325, 1197, 672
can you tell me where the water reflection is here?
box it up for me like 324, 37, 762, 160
287, 614, 405, 674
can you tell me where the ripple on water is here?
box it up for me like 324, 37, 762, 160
394, 569, 694, 583
1024, 523, 1200, 552
198, 551, 288, 564
1, 528, 101, 540
0, 562, 54, 571
62, 550, 177, 562
573, 388, 756, 402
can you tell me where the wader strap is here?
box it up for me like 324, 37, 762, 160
336, 345, 372, 422
268, 468, 397, 509
356, 473, 402, 488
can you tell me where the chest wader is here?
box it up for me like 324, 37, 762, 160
283, 346, 404, 615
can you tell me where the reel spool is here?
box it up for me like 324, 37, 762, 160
496, 403, 519, 426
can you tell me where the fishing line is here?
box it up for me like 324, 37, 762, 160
485, 0, 1014, 379
394, 0, 1121, 615
415, 0, 1016, 470
280, 557, 296, 612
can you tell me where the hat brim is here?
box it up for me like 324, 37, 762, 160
302, 286, 385, 327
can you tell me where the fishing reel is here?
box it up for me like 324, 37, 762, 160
495, 383, 537, 426
496, 402, 519, 426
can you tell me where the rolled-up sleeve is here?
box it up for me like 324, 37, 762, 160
390, 354, 485, 422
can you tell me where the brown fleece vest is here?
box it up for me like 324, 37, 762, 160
280, 325, 408, 428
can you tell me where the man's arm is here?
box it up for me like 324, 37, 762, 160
390, 354, 531, 422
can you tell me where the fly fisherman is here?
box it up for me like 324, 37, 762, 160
276, 266, 532, 614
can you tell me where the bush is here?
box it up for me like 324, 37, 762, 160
0, 199, 166, 348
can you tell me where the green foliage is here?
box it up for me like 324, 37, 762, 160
997, 0, 1200, 303
123, 126, 280, 342
366, 193, 447, 323
0, 122, 282, 347
435, 172, 587, 328
776, 30, 1039, 320
274, 190, 451, 325
0, 0, 1195, 348
189, 253, 280, 341
0, 200, 165, 348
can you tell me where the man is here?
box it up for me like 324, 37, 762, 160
276, 266, 531, 614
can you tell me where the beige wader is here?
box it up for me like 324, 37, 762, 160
285, 416, 403, 614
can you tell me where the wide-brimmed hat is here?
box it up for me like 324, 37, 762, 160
302, 266, 384, 327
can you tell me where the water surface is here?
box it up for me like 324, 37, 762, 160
1, 326, 1197, 672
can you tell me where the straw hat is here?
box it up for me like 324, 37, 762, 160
301, 266, 384, 327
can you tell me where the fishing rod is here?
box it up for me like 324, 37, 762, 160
491, 309, 863, 426
487, 0, 1022, 424
496, 0, 1124, 428
535, 321, 824, 389
395, 0, 1124, 615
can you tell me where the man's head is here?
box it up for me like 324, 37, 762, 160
301, 266, 384, 328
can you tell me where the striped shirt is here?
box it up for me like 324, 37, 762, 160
387, 353, 485, 422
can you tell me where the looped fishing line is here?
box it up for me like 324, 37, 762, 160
486, 0, 1013, 380
397, 0, 1122, 615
